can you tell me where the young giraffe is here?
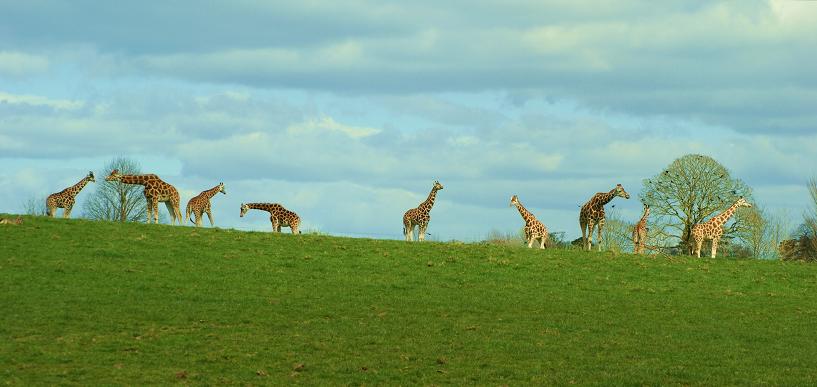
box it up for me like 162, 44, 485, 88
0, 216, 22, 225
105, 169, 183, 225
632, 203, 650, 254
579, 183, 630, 251
46, 171, 95, 218
403, 180, 443, 242
690, 197, 752, 258
185, 182, 226, 227
510, 195, 549, 249
240, 203, 301, 234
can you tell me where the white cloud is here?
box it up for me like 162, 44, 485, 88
0, 51, 49, 76
288, 116, 381, 138
0, 91, 84, 111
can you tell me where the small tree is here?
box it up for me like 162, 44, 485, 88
22, 196, 48, 216
640, 154, 753, 254
82, 157, 149, 222
601, 209, 633, 253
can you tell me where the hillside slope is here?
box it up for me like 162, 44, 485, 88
2, 216, 817, 384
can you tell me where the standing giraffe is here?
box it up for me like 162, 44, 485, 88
185, 182, 226, 227
690, 197, 752, 258
510, 195, 549, 249
403, 180, 443, 242
632, 203, 650, 254
46, 171, 95, 218
105, 169, 183, 224
579, 184, 630, 251
240, 203, 301, 234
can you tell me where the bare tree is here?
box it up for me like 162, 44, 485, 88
601, 209, 633, 253
640, 154, 753, 254
82, 157, 149, 222
738, 206, 792, 259
22, 196, 48, 216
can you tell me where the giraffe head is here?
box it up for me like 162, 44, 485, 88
87, 171, 96, 183
240, 203, 249, 217
218, 182, 227, 195
735, 196, 752, 209
105, 169, 122, 182
433, 180, 444, 191
510, 194, 520, 207
614, 184, 630, 199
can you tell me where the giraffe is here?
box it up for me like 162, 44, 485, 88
632, 203, 650, 254
579, 183, 630, 251
0, 216, 22, 225
240, 203, 301, 234
105, 169, 183, 225
403, 180, 443, 242
510, 195, 549, 249
690, 196, 752, 258
46, 171, 95, 218
185, 182, 226, 227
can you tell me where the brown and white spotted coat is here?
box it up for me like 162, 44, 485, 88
46, 171, 95, 218
240, 203, 301, 234
510, 195, 549, 249
579, 184, 630, 251
105, 169, 183, 225
632, 204, 650, 254
185, 182, 226, 227
690, 197, 752, 258
403, 180, 443, 242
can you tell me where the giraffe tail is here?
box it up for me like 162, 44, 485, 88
185, 203, 193, 224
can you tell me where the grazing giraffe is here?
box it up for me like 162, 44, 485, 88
105, 169, 183, 224
240, 203, 301, 234
185, 182, 226, 227
579, 183, 630, 251
632, 203, 650, 254
403, 180, 443, 242
46, 171, 95, 218
0, 216, 22, 225
690, 197, 752, 258
510, 195, 549, 249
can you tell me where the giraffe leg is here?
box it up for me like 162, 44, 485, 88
291, 220, 299, 234
418, 224, 427, 241
164, 202, 176, 225
695, 238, 703, 258
407, 224, 415, 242
539, 236, 545, 249
206, 209, 214, 227
63, 204, 73, 219
47, 206, 56, 217
597, 219, 605, 252
153, 199, 160, 224
711, 237, 719, 258
580, 218, 588, 251
586, 220, 595, 251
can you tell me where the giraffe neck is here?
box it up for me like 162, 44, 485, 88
419, 188, 439, 213
117, 174, 152, 186
66, 176, 92, 197
709, 201, 741, 227
246, 203, 273, 213
201, 185, 222, 200
639, 208, 650, 225
597, 190, 616, 206
513, 201, 535, 222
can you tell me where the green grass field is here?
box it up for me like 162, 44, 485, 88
2, 215, 817, 385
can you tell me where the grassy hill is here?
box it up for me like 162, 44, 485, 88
2, 215, 817, 385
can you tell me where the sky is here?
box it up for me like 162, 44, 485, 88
1, 0, 816, 241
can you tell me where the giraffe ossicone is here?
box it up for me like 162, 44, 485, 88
579, 183, 630, 251
240, 202, 301, 234
403, 180, 443, 242
46, 171, 95, 218
105, 169, 183, 225
690, 196, 752, 258
510, 195, 549, 249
